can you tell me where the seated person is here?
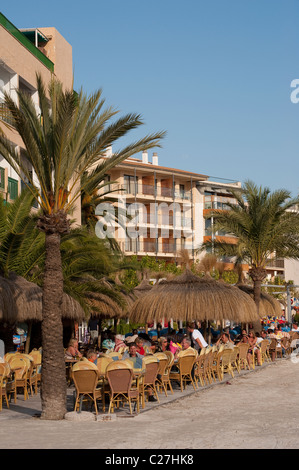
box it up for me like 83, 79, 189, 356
247, 330, 262, 366
122, 343, 156, 402
216, 332, 234, 350
65, 339, 82, 360
135, 337, 145, 356
114, 334, 127, 353
122, 343, 144, 371
175, 337, 196, 359
86, 349, 98, 364
235, 330, 249, 344
157, 336, 169, 352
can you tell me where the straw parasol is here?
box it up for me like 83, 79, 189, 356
86, 291, 131, 319
0, 272, 86, 352
129, 268, 260, 324
236, 284, 283, 318
133, 279, 154, 298
0, 272, 85, 323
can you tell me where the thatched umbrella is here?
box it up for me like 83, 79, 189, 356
129, 269, 260, 325
0, 272, 85, 323
0, 272, 85, 351
236, 284, 283, 318
133, 279, 153, 298
86, 292, 129, 319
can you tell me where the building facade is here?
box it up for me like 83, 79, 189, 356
0, 13, 81, 220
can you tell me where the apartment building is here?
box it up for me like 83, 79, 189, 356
98, 148, 246, 267
98, 149, 207, 262
0, 13, 81, 219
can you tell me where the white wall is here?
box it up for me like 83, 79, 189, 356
284, 259, 299, 286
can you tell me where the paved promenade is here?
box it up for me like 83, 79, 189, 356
0, 357, 298, 449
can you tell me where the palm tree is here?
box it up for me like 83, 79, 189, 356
0, 73, 165, 419
199, 180, 299, 315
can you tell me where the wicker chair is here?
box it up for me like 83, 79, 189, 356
194, 354, 205, 387
211, 350, 223, 382
281, 337, 291, 355
259, 340, 270, 364
72, 367, 103, 415
29, 350, 42, 387
106, 361, 139, 414
159, 351, 174, 395
230, 346, 240, 374
140, 356, 160, 407
9, 356, 29, 400
169, 351, 197, 392
154, 353, 169, 396
237, 343, 250, 370
268, 338, 279, 360
220, 349, 234, 380
203, 351, 213, 384
0, 363, 10, 411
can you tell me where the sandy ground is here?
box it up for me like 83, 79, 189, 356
1, 357, 299, 450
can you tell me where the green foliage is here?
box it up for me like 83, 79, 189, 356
0, 74, 165, 217
116, 319, 145, 335
199, 180, 299, 270
221, 270, 239, 284
119, 269, 140, 290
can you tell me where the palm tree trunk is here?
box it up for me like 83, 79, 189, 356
40, 231, 66, 420
249, 266, 267, 331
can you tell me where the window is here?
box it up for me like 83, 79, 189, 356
0, 167, 5, 190
8, 177, 18, 200
124, 175, 138, 195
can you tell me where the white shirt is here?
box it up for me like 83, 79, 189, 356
191, 329, 208, 350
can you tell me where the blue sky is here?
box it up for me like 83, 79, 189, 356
3, 1, 299, 196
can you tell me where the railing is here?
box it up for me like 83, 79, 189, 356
266, 259, 285, 268
0, 13, 54, 72
0, 102, 15, 127
143, 241, 157, 252
160, 243, 175, 253
161, 187, 173, 197
124, 239, 140, 252
142, 184, 155, 196
104, 182, 191, 201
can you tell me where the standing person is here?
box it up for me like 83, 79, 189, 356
88, 316, 98, 346
187, 322, 208, 352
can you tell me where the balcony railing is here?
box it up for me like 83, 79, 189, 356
142, 184, 155, 196
161, 187, 173, 197
266, 258, 285, 269
0, 102, 15, 127
143, 241, 157, 252
125, 239, 140, 252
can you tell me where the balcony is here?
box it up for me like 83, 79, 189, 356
0, 102, 15, 127
161, 187, 173, 198
124, 239, 177, 255
266, 258, 285, 269
125, 239, 140, 252
204, 195, 237, 210
142, 184, 155, 196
